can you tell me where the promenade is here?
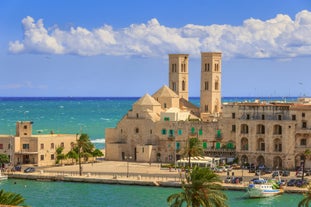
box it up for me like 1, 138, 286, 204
7, 161, 309, 193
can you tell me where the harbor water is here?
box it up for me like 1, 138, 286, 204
0, 96, 302, 206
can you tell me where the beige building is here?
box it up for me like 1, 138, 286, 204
0, 121, 77, 167
105, 52, 311, 170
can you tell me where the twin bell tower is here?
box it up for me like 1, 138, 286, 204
168, 52, 222, 120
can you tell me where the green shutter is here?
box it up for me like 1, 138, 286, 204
162, 129, 167, 135
178, 129, 182, 135
216, 142, 221, 149
199, 129, 203, 135
191, 127, 195, 133
169, 129, 174, 136
203, 142, 207, 149
176, 142, 180, 150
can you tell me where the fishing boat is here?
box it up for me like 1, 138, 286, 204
246, 178, 283, 198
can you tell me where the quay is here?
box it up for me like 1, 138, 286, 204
6, 161, 308, 194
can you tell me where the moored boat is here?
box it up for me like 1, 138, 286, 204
246, 178, 283, 198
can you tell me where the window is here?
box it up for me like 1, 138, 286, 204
303, 122, 307, 129
136, 113, 139, 118
176, 142, 180, 150
241, 124, 249, 134
246, 114, 250, 120
23, 144, 29, 149
182, 80, 186, 91
232, 113, 235, 119
40, 144, 44, 150
273, 125, 282, 135
203, 142, 207, 149
142, 147, 144, 153
292, 115, 296, 120
60, 142, 64, 148
232, 125, 236, 132
172, 82, 177, 92
204, 105, 208, 112
161, 129, 167, 135
164, 103, 167, 108
278, 115, 282, 120
150, 129, 152, 134
204, 63, 208, 72
0, 144, 3, 149
51, 154, 55, 160
204, 81, 209, 90
215, 81, 219, 90
301, 139, 307, 146
178, 129, 182, 135
135, 128, 139, 134
40, 155, 44, 161
8, 144, 10, 149
24, 125, 27, 129
302, 113, 306, 118
51, 143, 54, 149
191, 127, 195, 134
164, 117, 170, 121
262, 115, 265, 120
169, 129, 174, 136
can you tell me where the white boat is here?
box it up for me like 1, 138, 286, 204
246, 178, 283, 198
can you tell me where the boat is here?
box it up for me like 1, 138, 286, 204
246, 178, 283, 198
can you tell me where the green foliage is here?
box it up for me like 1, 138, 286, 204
298, 184, 311, 207
167, 166, 228, 207
0, 154, 10, 164
66, 149, 78, 164
92, 149, 104, 157
0, 189, 26, 206
182, 138, 203, 167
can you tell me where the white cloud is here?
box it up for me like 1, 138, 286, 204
8, 10, 311, 59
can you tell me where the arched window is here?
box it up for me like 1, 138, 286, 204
241, 138, 248, 151
273, 125, 282, 135
241, 124, 249, 134
257, 138, 265, 151
256, 124, 265, 134
182, 80, 186, 91
215, 81, 219, 90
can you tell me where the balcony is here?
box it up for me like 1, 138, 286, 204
168, 135, 175, 140
272, 134, 282, 139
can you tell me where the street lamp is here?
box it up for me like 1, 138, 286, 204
301, 159, 305, 181
124, 155, 132, 177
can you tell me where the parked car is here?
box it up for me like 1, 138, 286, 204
263, 168, 272, 174
272, 171, 281, 178
296, 171, 307, 177
287, 179, 299, 186
24, 167, 35, 173
281, 170, 290, 177
11, 165, 21, 172
295, 179, 309, 187
231, 177, 243, 184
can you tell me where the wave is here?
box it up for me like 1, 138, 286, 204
91, 138, 105, 143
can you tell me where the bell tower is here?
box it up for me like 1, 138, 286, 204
200, 52, 222, 117
168, 54, 189, 101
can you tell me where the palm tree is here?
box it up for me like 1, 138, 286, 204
298, 184, 311, 207
183, 138, 203, 168
77, 133, 94, 175
66, 149, 78, 164
167, 166, 228, 207
0, 189, 26, 206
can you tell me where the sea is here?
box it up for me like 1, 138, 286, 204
0, 96, 303, 207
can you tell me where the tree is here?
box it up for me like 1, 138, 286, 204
298, 184, 311, 207
66, 149, 78, 164
167, 166, 228, 207
183, 138, 203, 167
55, 146, 65, 165
92, 149, 104, 160
0, 189, 26, 206
77, 133, 94, 175
0, 154, 10, 167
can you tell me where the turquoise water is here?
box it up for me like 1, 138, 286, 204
0, 179, 303, 207
0, 96, 302, 206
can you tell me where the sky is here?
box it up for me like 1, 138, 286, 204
1, 0, 311, 97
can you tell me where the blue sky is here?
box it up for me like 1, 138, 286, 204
1, 0, 311, 97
